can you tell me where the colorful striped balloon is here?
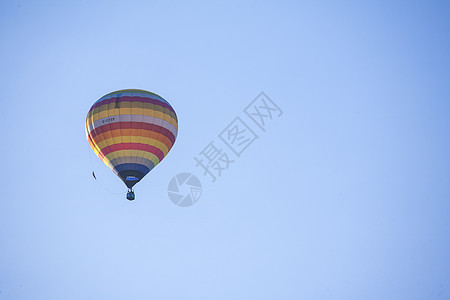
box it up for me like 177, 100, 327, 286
86, 89, 178, 192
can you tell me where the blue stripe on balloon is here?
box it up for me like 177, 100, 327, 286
113, 163, 150, 175
96, 91, 169, 105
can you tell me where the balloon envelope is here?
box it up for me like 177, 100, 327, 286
86, 89, 178, 188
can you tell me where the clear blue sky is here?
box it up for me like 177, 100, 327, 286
1, 0, 450, 299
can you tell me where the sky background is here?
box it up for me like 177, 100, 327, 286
1, 0, 450, 299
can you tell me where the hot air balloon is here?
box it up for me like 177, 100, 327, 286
86, 89, 178, 200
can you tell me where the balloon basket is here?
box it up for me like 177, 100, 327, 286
126, 189, 135, 201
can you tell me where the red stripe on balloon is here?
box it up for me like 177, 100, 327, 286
88, 122, 176, 144
97, 143, 165, 161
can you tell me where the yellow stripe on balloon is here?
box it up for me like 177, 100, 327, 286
87, 106, 177, 128
102, 150, 160, 166
94, 136, 169, 156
